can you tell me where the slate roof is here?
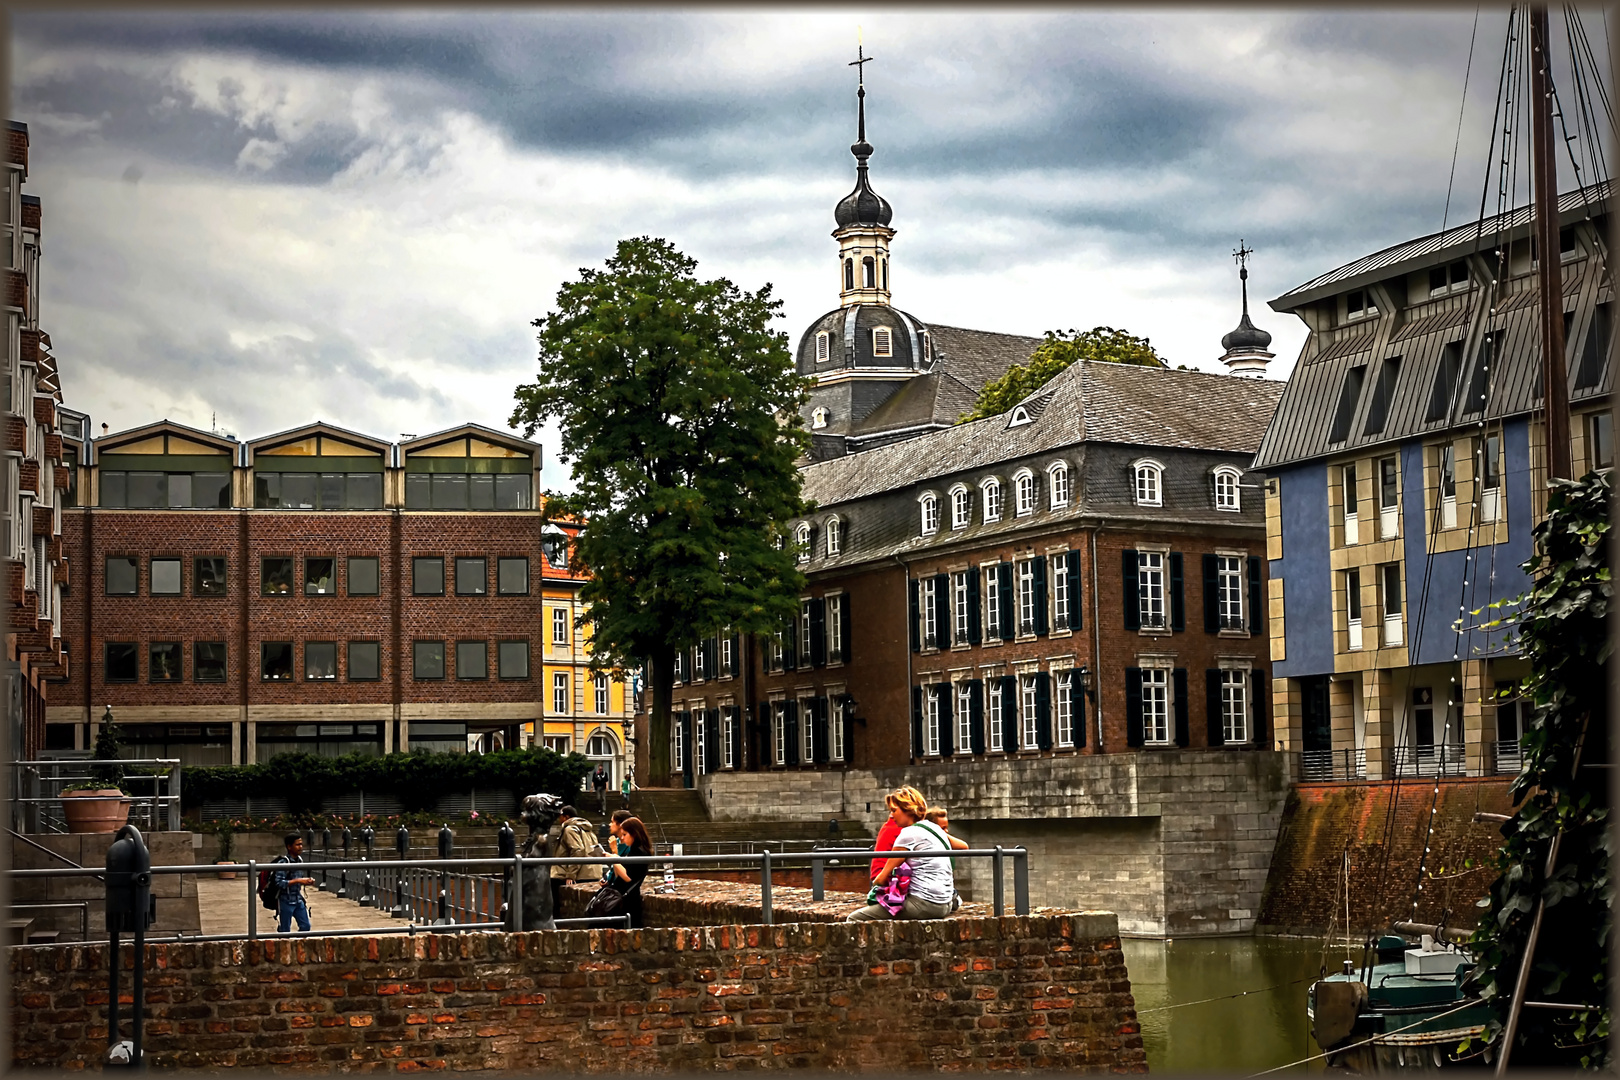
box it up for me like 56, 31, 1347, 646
846, 324, 1042, 441
803, 359, 1283, 507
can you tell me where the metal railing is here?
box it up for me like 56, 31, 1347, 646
8, 759, 181, 834
1299, 749, 1367, 782
1392, 743, 1467, 778
1494, 739, 1523, 776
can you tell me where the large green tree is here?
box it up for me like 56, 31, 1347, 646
511, 237, 810, 786
960, 326, 1164, 422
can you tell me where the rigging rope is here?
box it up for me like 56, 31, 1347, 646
1135, 977, 1316, 1015
1246, 998, 1488, 1077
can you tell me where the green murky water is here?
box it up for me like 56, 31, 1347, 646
1123, 936, 1344, 1074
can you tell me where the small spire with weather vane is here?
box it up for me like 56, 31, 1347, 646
1220, 239, 1274, 377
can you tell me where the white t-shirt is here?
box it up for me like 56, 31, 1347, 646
894, 823, 954, 904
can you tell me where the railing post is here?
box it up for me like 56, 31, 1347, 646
811, 852, 824, 901
760, 849, 773, 925
247, 859, 258, 940
1013, 847, 1029, 916
337, 828, 350, 899
167, 765, 181, 833
992, 845, 1005, 918
511, 855, 524, 932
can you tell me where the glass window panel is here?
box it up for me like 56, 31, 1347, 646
305, 642, 337, 680
495, 474, 531, 510
195, 556, 227, 596
319, 473, 345, 510
413, 556, 444, 595
498, 641, 530, 679
167, 473, 192, 509
469, 474, 495, 510
413, 640, 446, 680
148, 558, 181, 596
261, 641, 294, 681
405, 473, 430, 509
409, 722, 467, 754
128, 472, 166, 508
261, 557, 294, 596
194, 641, 228, 682
346, 472, 382, 509
497, 557, 528, 595
347, 556, 379, 596
254, 473, 280, 508
456, 640, 487, 680
304, 557, 336, 596
431, 473, 468, 510
100, 471, 127, 508
455, 557, 487, 595
193, 473, 231, 509
279, 473, 316, 509
106, 557, 138, 595
348, 641, 381, 681
149, 641, 181, 682
105, 642, 138, 682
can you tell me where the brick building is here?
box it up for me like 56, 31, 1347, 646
48, 419, 629, 775
3, 119, 75, 761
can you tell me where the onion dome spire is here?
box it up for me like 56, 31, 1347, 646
834, 44, 892, 229
1220, 241, 1274, 376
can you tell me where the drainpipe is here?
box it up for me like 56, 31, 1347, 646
1090, 528, 1104, 752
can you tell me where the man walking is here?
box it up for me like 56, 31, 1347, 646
549, 806, 604, 914
591, 764, 610, 816
273, 833, 317, 933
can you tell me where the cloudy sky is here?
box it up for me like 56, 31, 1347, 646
10, 8, 1559, 487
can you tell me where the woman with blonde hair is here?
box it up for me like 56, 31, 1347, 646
848, 789, 955, 922
870, 786, 927, 881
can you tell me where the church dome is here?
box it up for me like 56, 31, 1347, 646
835, 161, 892, 228
1221, 310, 1272, 352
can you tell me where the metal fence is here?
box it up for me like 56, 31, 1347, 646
8, 759, 181, 835
1299, 749, 1367, 781
1391, 743, 1467, 778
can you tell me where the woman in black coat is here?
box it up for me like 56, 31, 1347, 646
600, 815, 652, 928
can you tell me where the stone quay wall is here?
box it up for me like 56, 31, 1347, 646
701, 750, 1291, 937
10, 914, 1145, 1073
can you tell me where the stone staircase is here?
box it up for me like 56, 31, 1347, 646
624, 788, 871, 851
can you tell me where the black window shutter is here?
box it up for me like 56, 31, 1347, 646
1170, 553, 1186, 631
730, 633, 741, 677
755, 701, 767, 764
681, 712, 695, 785
1072, 671, 1087, 749
911, 686, 924, 760
939, 683, 955, 757
708, 709, 722, 771
997, 563, 1015, 640
1125, 668, 1144, 747
1202, 554, 1219, 633
1035, 672, 1053, 750
934, 572, 951, 648
1067, 550, 1083, 631
1000, 675, 1018, 751
909, 579, 920, 653
813, 696, 829, 765
1173, 668, 1189, 746
784, 701, 800, 766
1251, 670, 1267, 747
783, 615, 798, 671
1122, 550, 1140, 630
967, 570, 982, 645
1206, 670, 1225, 747
1247, 556, 1262, 635
810, 599, 827, 667
968, 679, 985, 754
1033, 558, 1049, 635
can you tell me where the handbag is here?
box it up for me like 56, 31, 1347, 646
583, 882, 631, 920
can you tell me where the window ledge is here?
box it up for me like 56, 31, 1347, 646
1050, 628, 1074, 639
950, 643, 973, 652
980, 639, 1004, 648
1138, 627, 1173, 638
1218, 628, 1251, 639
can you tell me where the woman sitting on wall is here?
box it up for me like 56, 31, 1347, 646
847, 795, 955, 922
870, 786, 927, 882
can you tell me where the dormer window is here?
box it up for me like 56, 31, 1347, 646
1012, 469, 1036, 517
1047, 462, 1071, 509
811, 407, 829, 430
815, 331, 830, 363
795, 522, 811, 563
1009, 406, 1033, 427
949, 484, 970, 529
919, 492, 940, 536
981, 477, 1003, 523
862, 257, 876, 288
921, 330, 932, 363
1133, 460, 1163, 507
1428, 261, 1469, 297
826, 517, 843, 556
872, 328, 892, 358
1346, 289, 1378, 321
1213, 466, 1242, 511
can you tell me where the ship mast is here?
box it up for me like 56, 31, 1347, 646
1530, 4, 1572, 483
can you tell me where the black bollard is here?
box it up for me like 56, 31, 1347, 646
105, 824, 155, 1069
391, 827, 410, 918
497, 821, 516, 929
338, 826, 351, 899
436, 824, 452, 924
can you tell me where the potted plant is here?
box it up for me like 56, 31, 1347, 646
60, 715, 132, 834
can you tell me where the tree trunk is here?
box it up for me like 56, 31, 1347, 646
646, 647, 674, 787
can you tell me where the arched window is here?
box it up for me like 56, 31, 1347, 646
811, 407, 829, 429
882, 258, 888, 290
862, 257, 875, 288
1133, 460, 1164, 507
919, 492, 940, 536
815, 331, 830, 363
981, 477, 1004, 522
825, 517, 843, 556
1013, 469, 1036, 517
844, 259, 854, 291
1213, 466, 1242, 511
795, 522, 811, 562
1047, 462, 1071, 508
949, 484, 971, 529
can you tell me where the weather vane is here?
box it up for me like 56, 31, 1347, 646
1233, 240, 1254, 274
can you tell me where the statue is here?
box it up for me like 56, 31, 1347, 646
512, 793, 562, 930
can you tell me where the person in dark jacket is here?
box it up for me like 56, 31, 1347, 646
600, 816, 652, 928
273, 833, 317, 933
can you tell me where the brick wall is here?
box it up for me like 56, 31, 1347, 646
1256, 778, 1514, 935
11, 914, 1146, 1072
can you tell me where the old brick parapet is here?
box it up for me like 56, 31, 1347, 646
11, 912, 1145, 1072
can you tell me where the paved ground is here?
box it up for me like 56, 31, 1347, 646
195, 874, 410, 936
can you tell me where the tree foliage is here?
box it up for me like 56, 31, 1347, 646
1465, 470, 1611, 1068
511, 237, 811, 784
960, 326, 1165, 422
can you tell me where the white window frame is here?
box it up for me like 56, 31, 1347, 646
1221, 669, 1249, 743
1138, 551, 1166, 630
1589, 411, 1614, 471
672, 717, 684, 771
1013, 469, 1036, 517
921, 577, 939, 650
984, 566, 1001, 640
1134, 460, 1164, 507
1047, 462, 1071, 509
952, 571, 970, 642
1378, 455, 1399, 540
811, 407, 829, 430
553, 672, 570, 714
594, 673, 609, 714
1213, 466, 1242, 512
826, 593, 844, 663
1020, 675, 1039, 749
1479, 434, 1502, 523
1342, 463, 1360, 545
919, 492, 940, 536
830, 700, 846, 762
1380, 562, 1403, 647
1052, 553, 1070, 632
988, 679, 1004, 752
1141, 665, 1172, 745
721, 635, 734, 677
872, 327, 892, 357
949, 484, 971, 529
773, 704, 786, 766
925, 686, 942, 756
1055, 669, 1074, 748
1017, 560, 1036, 636
815, 331, 830, 362
825, 517, 842, 556
981, 477, 1004, 523
800, 700, 815, 762
799, 600, 813, 666
1438, 443, 1457, 529
552, 608, 569, 646
695, 715, 707, 777
722, 710, 735, 769
1009, 405, 1033, 427
795, 522, 811, 563
1217, 554, 1244, 631
957, 682, 973, 752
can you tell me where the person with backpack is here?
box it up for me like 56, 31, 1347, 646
548, 806, 604, 914
264, 833, 316, 932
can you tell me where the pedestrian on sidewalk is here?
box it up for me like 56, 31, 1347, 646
592, 764, 610, 815
549, 806, 605, 914
273, 833, 317, 933
620, 771, 633, 810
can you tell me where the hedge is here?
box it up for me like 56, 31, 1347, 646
183, 747, 592, 814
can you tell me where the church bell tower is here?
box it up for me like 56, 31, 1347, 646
834, 45, 894, 308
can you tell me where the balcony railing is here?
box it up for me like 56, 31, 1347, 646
1299, 749, 1367, 782
1391, 743, 1466, 778
1493, 739, 1523, 776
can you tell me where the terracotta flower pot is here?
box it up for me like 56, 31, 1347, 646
60, 789, 132, 834
216, 861, 237, 880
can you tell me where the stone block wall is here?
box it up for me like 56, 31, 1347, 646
11, 915, 1146, 1073
702, 750, 1292, 936
6, 831, 201, 941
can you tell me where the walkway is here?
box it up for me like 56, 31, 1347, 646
195, 874, 410, 936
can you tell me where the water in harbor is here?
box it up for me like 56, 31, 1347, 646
1124, 935, 1344, 1074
